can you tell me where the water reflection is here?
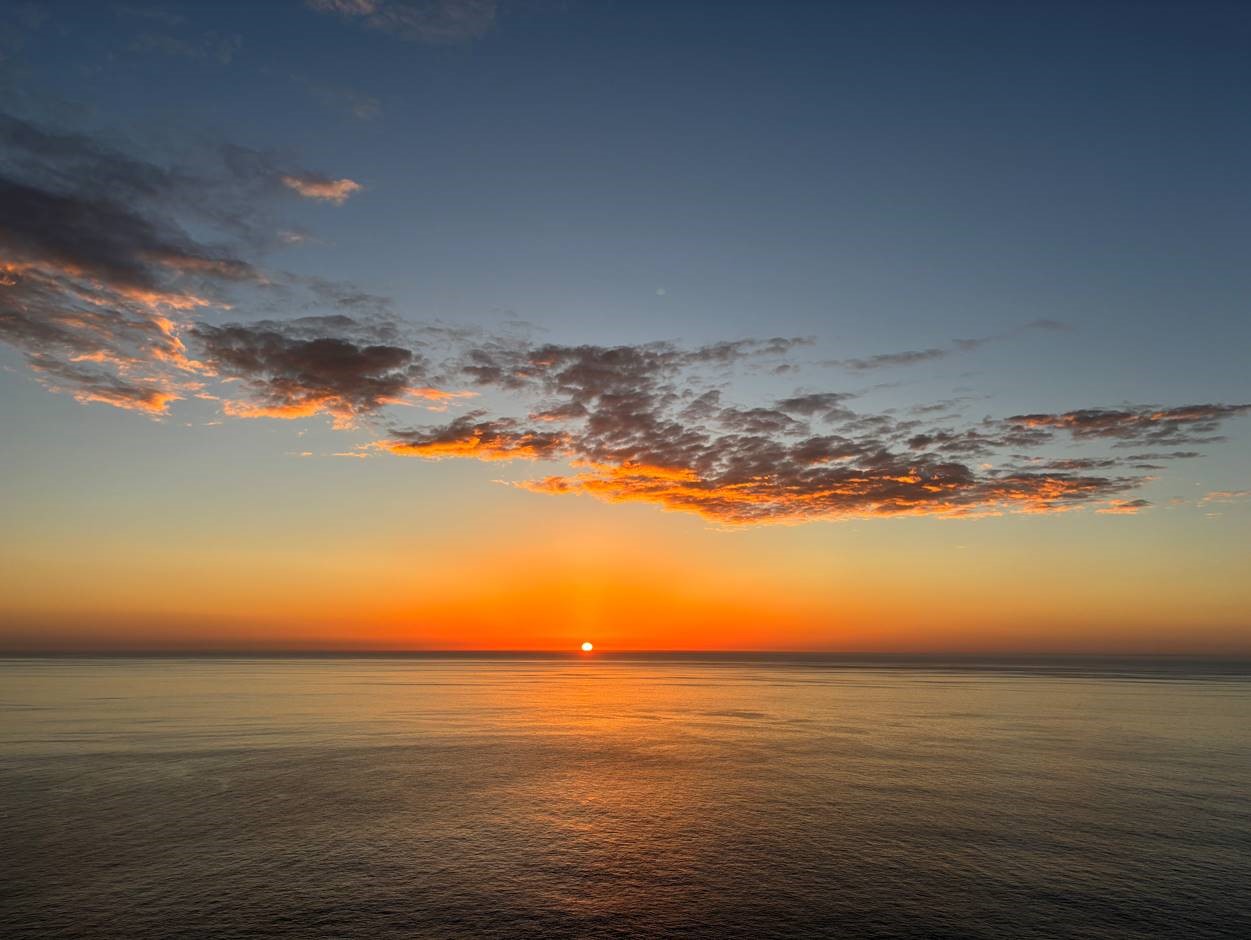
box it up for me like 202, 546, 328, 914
2, 656, 1249, 937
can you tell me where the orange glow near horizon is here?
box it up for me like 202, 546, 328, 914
4, 503, 1250, 654
2, 425, 1249, 654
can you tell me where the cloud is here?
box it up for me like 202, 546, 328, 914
307, 0, 498, 44
193, 318, 440, 429
1003, 404, 1251, 447
348, 332, 1251, 525
0, 173, 235, 411
0, 177, 254, 298
0, 109, 363, 412
1125, 451, 1203, 461
1096, 499, 1152, 515
281, 174, 363, 204
381, 411, 568, 460
1005, 457, 1123, 472
828, 320, 1067, 371
838, 347, 949, 371
506, 459, 1139, 526
1200, 490, 1250, 504
773, 392, 856, 421
338, 330, 1246, 525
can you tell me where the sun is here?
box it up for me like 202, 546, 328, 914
580, 641, 594, 652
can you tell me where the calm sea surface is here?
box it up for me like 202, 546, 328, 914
1, 655, 1249, 938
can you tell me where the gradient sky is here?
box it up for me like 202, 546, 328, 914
1, 0, 1248, 652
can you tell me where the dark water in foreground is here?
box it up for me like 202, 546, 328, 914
2, 655, 1249, 939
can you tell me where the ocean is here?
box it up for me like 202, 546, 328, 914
2, 654, 1248, 938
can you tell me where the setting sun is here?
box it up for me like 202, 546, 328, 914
581, 642, 594, 652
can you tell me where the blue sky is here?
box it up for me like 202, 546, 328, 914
1, 0, 1248, 650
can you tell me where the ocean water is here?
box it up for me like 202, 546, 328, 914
1, 655, 1249, 939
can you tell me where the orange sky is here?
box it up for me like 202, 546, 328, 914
2, 433, 1248, 652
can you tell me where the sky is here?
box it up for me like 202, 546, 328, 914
1, 0, 1248, 653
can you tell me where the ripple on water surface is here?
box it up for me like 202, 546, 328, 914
2, 655, 1249, 938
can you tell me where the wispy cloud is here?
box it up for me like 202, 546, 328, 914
306, 0, 498, 44
827, 320, 1067, 371
1200, 489, 1250, 504
1096, 499, 1152, 515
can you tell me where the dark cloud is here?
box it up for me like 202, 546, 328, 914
0, 176, 256, 294
1126, 451, 1203, 461
685, 336, 812, 364
456, 336, 808, 404
905, 429, 1004, 456
1024, 318, 1068, 332
1009, 457, 1123, 472
828, 320, 1068, 371
193, 318, 446, 428
1003, 405, 1251, 447
774, 392, 856, 421
909, 397, 971, 416
0, 109, 365, 413
838, 347, 949, 371
716, 407, 804, 435
1, 111, 360, 241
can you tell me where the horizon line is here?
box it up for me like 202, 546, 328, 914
4, 649, 1250, 660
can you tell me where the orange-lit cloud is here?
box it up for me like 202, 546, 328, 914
72, 386, 182, 415
194, 320, 478, 428
1201, 490, 1251, 504
0, 110, 370, 416
511, 461, 1140, 525
379, 411, 569, 460
354, 342, 1250, 525
224, 395, 354, 426
281, 173, 362, 204
1095, 499, 1152, 515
